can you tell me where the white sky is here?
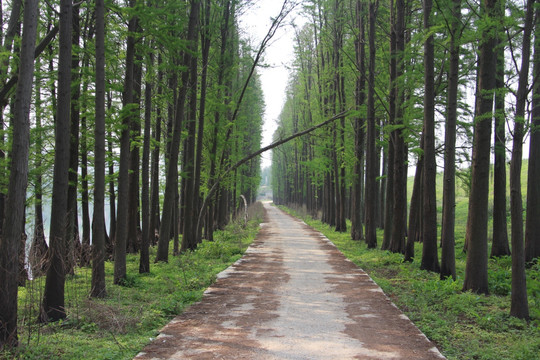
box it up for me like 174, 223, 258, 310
238, 1, 306, 169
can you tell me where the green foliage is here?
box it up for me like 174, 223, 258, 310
4, 217, 261, 360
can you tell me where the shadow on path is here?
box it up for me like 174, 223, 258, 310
135, 203, 445, 359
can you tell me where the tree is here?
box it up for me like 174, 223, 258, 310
440, 0, 461, 280
420, 0, 440, 272
365, 0, 378, 249
508, 0, 534, 320
91, 0, 107, 298
0, 0, 39, 346
139, 48, 153, 274
389, 0, 407, 254
29, 58, 48, 277
181, 0, 201, 252
491, 0, 510, 258
351, 0, 366, 241
525, 3, 540, 263
463, 0, 499, 294
114, 0, 138, 282
40, 0, 73, 322
156, 0, 197, 262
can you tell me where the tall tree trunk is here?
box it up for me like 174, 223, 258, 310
440, 0, 461, 280
181, 0, 201, 252
140, 50, 153, 274
382, 138, 394, 250
66, 5, 80, 273
420, 0, 440, 271
107, 124, 116, 253
0, 0, 38, 345
525, 4, 540, 263
41, 0, 72, 322
365, 0, 378, 248
127, 52, 142, 254
508, 0, 533, 320
156, 0, 199, 262
383, 0, 397, 250
405, 141, 423, 262
114, 0, 137, 283
192, 0, 211, 246
0, 0, 23, 235
491, 0, 510, 257
150, 57, 163, 246
463, 0, 498, 294
30, 59, 48, 277
351, 0, 365, 241
389, 0, 407, 254
91, 0, 107, 298
80, 100, 91, 266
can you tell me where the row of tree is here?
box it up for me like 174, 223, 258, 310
0, 0, 270, 348
272, 0, 538, 320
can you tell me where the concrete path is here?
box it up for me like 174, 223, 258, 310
135, 203, 445, 359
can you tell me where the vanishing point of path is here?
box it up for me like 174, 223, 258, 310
135, 203, 445, 359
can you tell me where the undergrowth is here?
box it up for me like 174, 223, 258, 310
280, 205, 540, 360
2, 202, 265, 360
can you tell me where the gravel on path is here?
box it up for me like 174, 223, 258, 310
134, 203, 446, 359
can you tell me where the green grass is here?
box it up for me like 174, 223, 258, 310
3, 203, 264, 360
279, 205, 540, 360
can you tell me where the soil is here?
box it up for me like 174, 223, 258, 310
134, 203, 446, 359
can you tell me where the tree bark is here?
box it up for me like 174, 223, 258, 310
365, 0, 378, 249
525, 3, 540, 263
440, 0, 461, 280
156, 0, 199, 261
509, 0, 533, 320
181, 0, 201, 252
491, 0, 510, 257
140, 50, 153, 274
91, 0, 107, 298
127, 52, 142, 254
405, 143, 423, 262
114, 0, 137, 283
29, 59, 48, 277
149, 61, 162, 246
66, 5, 81, 273
463, 0, 498, 294
351, 0, 366, 241
420, 0, 440, 272
41, 0, 72, 322
0, 0, 38, 346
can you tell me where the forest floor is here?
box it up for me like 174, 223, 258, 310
135, 203, 445, 359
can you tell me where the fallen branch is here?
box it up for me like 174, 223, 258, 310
195, 109, 350, 243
